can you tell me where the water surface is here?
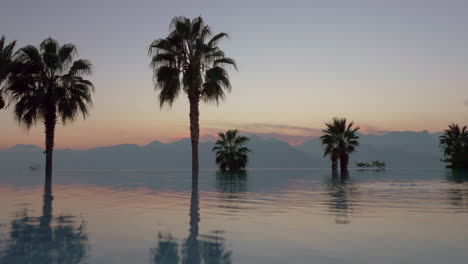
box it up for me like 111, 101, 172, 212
0, 169, 467, 263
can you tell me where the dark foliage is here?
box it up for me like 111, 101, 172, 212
212, 130, 250, 171
320, 118, 360, 171
440, 124, 468, 169
149, 16, 236, 171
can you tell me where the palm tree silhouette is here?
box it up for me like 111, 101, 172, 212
149, 16, 237, 171
440, 123, 468, 168
0, 182, 89, 264
5, 38, 94, 182
0, 35, 16, 109
320, 117, 360, 171
212, 130, 250, 171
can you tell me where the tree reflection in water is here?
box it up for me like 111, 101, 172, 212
215, 171, 248, 213
151, 171, 232, 264
445, 170, 468, 212
216, 171, 247, 194
0, 182, 89, 264
325, 170, 359, 224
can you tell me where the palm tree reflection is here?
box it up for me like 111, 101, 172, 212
151, 233, 180, 264
216, 171, 248, 194
445, 170, 468, 212
215, 171, 248, 213
152, 171, 232, 264
325, 170, 358, 224
0, 182, 89, 264
183, 171, 201, 264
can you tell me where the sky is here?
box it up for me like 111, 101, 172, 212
0, 0, 467, 149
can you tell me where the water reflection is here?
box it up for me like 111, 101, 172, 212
151, 233, 179, 264
324, 170, 359, 224
183, 171, 201, 264
216, 171, 248, 194
0, 183, 89, 264
215, 171, 248, 213
445, 170, 468, 213
151, 172, 232, 264
445, 170, 468, 184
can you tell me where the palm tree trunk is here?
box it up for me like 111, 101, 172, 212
332, 157, 338, 171
340, 153, 349, 170
189, 91, 200, 171
42, 180, 53, 226
339, 140, 348, 170
44, 107, 56, 185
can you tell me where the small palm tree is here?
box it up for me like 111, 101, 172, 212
320, 117, 360, 171
5, 38, 94, 183
0, 35, 17, 109
322, 141, 340, 171
440, 123, 468, 168
149, 16, 237, 171
212, 130, 250, 171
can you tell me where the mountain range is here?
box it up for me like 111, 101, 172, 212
0, 131, 444, 170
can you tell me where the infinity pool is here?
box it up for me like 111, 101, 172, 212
0, 169, 467, 263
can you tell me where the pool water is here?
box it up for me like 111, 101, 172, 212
0, 169, 467, 264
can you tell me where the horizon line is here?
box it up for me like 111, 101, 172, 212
1, 129, 442, 151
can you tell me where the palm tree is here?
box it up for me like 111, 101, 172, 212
0, 35, 17, 109
212, 130, 250, 171
149, 16, 237, 171
321, 139, 340, 171
5, 38, 94, 183
440, 123, 468, 168
320, 117, 360, 171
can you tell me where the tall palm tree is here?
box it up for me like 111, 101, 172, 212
440, 123, 468, 168
212, 130, 250, 171
320, 117, 360, 171
0, 35, 17, 109
5, 38, 94, 183
149, 16, 237, 171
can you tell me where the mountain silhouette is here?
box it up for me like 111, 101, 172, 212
0, 131, 443, 170
296, 131, 443, 168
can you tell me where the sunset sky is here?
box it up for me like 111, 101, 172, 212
1, 0, 467, 149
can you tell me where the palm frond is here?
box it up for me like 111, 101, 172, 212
68, 59, 92, 77
149, 16, 235, 109
212, 129, 250, 171
5, 38, 95, 129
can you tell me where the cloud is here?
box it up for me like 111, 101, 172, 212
358, 125, 391, 135
170, 121, 394, 146
204, 121, 322, 136
201, 122, 322, 145
199, 130, 314, 145
243, 132, 314, 146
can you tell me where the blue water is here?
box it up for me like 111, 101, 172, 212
0, 169, 467, 263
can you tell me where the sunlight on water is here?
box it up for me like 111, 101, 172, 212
0, 169, 467, 263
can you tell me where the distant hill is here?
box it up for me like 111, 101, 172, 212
0, 131, 444, 169
295, 131, 443, 168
